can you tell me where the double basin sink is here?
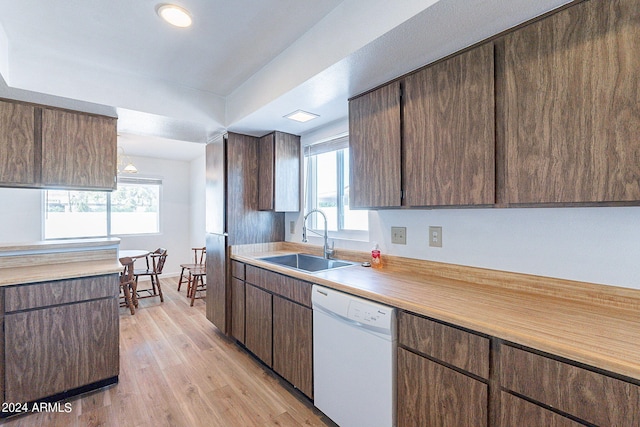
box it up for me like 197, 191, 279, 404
259, 253, 357, 273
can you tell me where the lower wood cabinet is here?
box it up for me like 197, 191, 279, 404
2, 274, 119, 405
236, 262, 313, 398
244, 284, 272, 367
398, 348, 488, 427
273, 296, 313, 398
499, 343, 640, 426
397, 311, 489, 427
499, 392, 582, 427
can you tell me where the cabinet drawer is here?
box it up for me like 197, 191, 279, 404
245, 265, 311, 307
5, 274, 118, 313
397, 347, 488, 427
231, 260, 245, 280
500, 344, 640, 426
398, 311, 490, 378
499, 392, 582, 427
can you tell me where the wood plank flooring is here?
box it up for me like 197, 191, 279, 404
2, 277, 333, 427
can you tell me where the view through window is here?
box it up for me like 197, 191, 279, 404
44, 177, 161, 239
305, 135, 368, 235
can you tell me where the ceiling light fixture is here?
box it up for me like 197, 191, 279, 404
156, 4, 193, 28
284, 110, 320, 123
117, 146, 138, 174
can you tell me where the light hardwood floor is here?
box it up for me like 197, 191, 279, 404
2, 277, 333, 427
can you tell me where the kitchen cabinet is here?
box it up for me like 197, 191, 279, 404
240, 264, 313, 398
244, 283, 273, 366
397, 311, 489, 427
0, 99, 37, 186
499, 392, 583, 427
349, 81, 402, 208
0, 98, 117, 191
41, 108, 117, 190
272, 295, 313, 398
258, 131, 301, 212
230, 260, 245, 344
403, 42, 495, 206
3, 274, 119, 404
499, 343, 640, 426
0, 288, 4, 406
499, 0, 640, 204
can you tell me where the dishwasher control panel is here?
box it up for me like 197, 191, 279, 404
347, 300, 390, 327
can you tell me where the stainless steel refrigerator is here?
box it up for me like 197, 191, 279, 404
205, 132, 284, 333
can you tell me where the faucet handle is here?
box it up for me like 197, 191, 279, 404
325, 240, 335, 258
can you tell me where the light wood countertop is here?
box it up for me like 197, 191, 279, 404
0, 260, 122, 286
232, 243, 640, 382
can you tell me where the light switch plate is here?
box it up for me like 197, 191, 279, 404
391, 226, 407, 245
290, 221, 296, 234
429, 226, 442, 247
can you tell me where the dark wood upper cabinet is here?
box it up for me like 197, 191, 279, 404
0, 100, 36, 186
258, 131, 300, 212
349, 81, 402, 208
41, 108, 117, 190
403, 42, 495, 206
499, 0, 640, 204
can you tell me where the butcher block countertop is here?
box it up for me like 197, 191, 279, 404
232, 242, 640, 382
0, 238, 122, 286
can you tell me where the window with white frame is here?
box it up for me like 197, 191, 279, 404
304, 135, 368, 238
44, 177, 161, 239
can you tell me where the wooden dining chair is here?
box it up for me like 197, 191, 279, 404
134, 248, 167, 303
189, 264, 206, 307
119, 257, 137, 315
178, 246, 206, 293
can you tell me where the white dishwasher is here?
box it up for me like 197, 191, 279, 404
312, 284, 396, 427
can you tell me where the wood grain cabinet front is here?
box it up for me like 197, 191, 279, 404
499, 0, 640, 204
272, 295, 313, 398
349, 81, 402, 209
241, 265, 313, 398
403, 42, 495, 207
500, 344, 640, 426
3, 274, 119, 404
0, 99, 37, 186
397, 311, 490, 426
244, 283, 273, 367
41, 108, 117, 190
258, 131, 301, 212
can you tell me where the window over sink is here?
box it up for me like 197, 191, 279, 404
44, 176, 161, 239
304, 134, 368, 240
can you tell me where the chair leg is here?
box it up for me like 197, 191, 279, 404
122, 284, 135, 315
155, 274, 164, 302
130, 281, 138, 308
186, 271, 193, 298
151, 275, 158, 295
190, 275, 199, 307
178, 267, 186, 291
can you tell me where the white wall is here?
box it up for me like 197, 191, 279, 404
0, 154, 206, 278
286, 119, 640, 290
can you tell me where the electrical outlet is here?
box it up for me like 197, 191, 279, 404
429, 226, 442, 247
290, 221, 296, 234
391, 226, 407, 245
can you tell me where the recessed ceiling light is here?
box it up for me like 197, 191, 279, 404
156, 4, 192, 28
284, 110, 319, 123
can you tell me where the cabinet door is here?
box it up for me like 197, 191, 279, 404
404, 43, 495, 206
258, 133, 275, 211
245, 284, 272, 366
397, 348, 488, 427
41, 108, 116, 190
500, 0, 640, 204
4, 298, 119, 403
206, 233, 227, 333
0, 100, 36, 185
349, 81, 402, 208
230, 277, 245, 344
273, 132, 300, 212
273, 296, 312, 398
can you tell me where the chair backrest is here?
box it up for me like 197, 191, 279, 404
151, 248, 168, 274
193, 246, 206, 265
119, 257, 135, 285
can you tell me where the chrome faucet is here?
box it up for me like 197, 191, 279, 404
302, 209, 334, 259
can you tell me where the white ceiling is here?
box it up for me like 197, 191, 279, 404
0, 0, 572, 160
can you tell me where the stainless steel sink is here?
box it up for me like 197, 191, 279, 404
259, 253, 356, 273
